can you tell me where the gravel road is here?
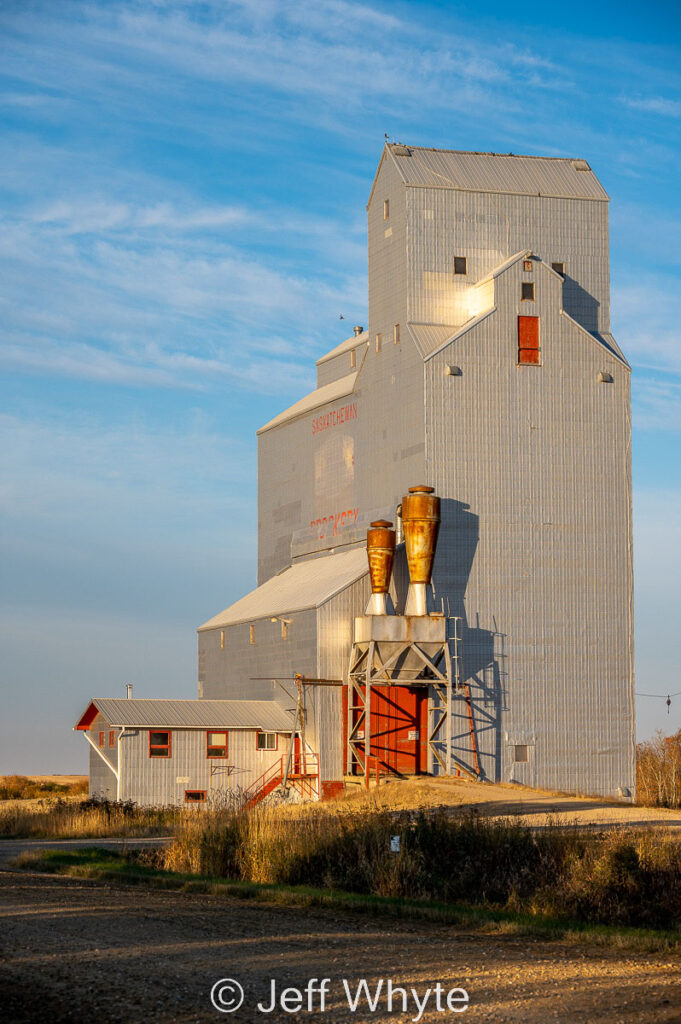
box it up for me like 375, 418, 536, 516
1, 870, 680, 1023
0, 836, 172, 868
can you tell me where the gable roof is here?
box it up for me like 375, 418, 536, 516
198, 545, 369, 630
257, 371, 358, 434
75, 698, 293, 731
369, 143, 608, 206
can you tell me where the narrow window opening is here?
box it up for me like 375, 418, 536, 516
393, 323, 400, 345
249, 624, 255, 645
383, 198, 389, 220
109, 731, 115, 748
552, 261, 565, 277
207, 731, 228, 758
184, 790, 206, 803
514, 744, 529, 763
375, 333, 382, 353
350, 348, 356, 369
149, 731, 171, 758
280, 620, 288, 639
453, 256, 467, 275
257, 732, 277, 750
521, 282, 535, 301
98, 731, 105, 748
220, 629, 225, 650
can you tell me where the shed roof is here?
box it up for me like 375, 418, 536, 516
198, 546, 368, 630
75, 698, 293, 731
257, 371, 358, 434
369, 144, 609, 204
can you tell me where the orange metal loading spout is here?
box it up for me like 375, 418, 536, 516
365, 519, 396, 614
401, 485, 440, 615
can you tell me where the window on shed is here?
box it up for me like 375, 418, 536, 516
518, 316, 540, 366
453, 256, 467, 275
552, 261, 565, 277
207, 731, 228, 758
375, 333, 382, 353
393, 323, 400, 345
149, 731, 171, 757
514, 745, 530, 763
383, 198, 390, 220
220, 630, 225, 650
109, 731, 115, 747
184, 790, 206, 802
98, 731, 106, 748
249, 624, 255, 645
523, 259, 533, 272
350, 348, 357, 369
521, 282, 535, 301
257, 732, 277, 751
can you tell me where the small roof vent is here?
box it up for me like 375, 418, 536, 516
353, 325, 364, 336
391, 145, 411, 157
571, 159, 590, 172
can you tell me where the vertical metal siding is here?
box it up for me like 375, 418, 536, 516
425, 261, 634, 795
316, 574, 371, 781
120, 728, 286, 806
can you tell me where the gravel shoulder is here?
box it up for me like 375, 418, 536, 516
1, 869, 680, 1023
340, 777, 681, 829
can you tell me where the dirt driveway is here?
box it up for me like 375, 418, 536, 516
1, 870, 680, 1024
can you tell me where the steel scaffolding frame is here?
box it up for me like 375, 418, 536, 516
347, 622, 454, 782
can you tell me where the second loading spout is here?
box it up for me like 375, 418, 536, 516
365, 519, 396, 615
402, 485, 440, 616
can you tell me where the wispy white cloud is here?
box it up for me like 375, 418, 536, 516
623, 95, 681, 117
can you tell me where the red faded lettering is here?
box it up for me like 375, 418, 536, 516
311, 402, 358, 435
310, 508, 359, 539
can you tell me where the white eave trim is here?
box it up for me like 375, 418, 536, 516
559, 310, 631, 369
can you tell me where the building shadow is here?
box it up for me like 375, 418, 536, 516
562, 275, 600, 333
423, 498, 503, 783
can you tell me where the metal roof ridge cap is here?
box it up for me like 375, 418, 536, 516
559, 310, 631, 369
424, 307, 498, 362
475, 250, 529, 287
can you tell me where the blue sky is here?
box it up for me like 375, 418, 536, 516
1, 0, 680, 773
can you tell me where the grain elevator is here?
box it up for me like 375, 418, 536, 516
195, 143, 635, 801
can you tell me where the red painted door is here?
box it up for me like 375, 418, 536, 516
370, 686, 427, 774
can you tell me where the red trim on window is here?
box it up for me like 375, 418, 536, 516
256, 731, 278, 751
184, 790, 206, 802
109, 731, 115, 747
148, 730, 171, 757
98, 731, 106, 748
206, 730, 228, 758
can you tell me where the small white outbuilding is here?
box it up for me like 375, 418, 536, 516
74, 697, 303, 806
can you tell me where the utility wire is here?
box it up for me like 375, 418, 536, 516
636, 691, 681, 714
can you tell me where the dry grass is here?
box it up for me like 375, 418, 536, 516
0, 775, 88, 801
154, 800, 681, 932
0, 797, 179, 839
